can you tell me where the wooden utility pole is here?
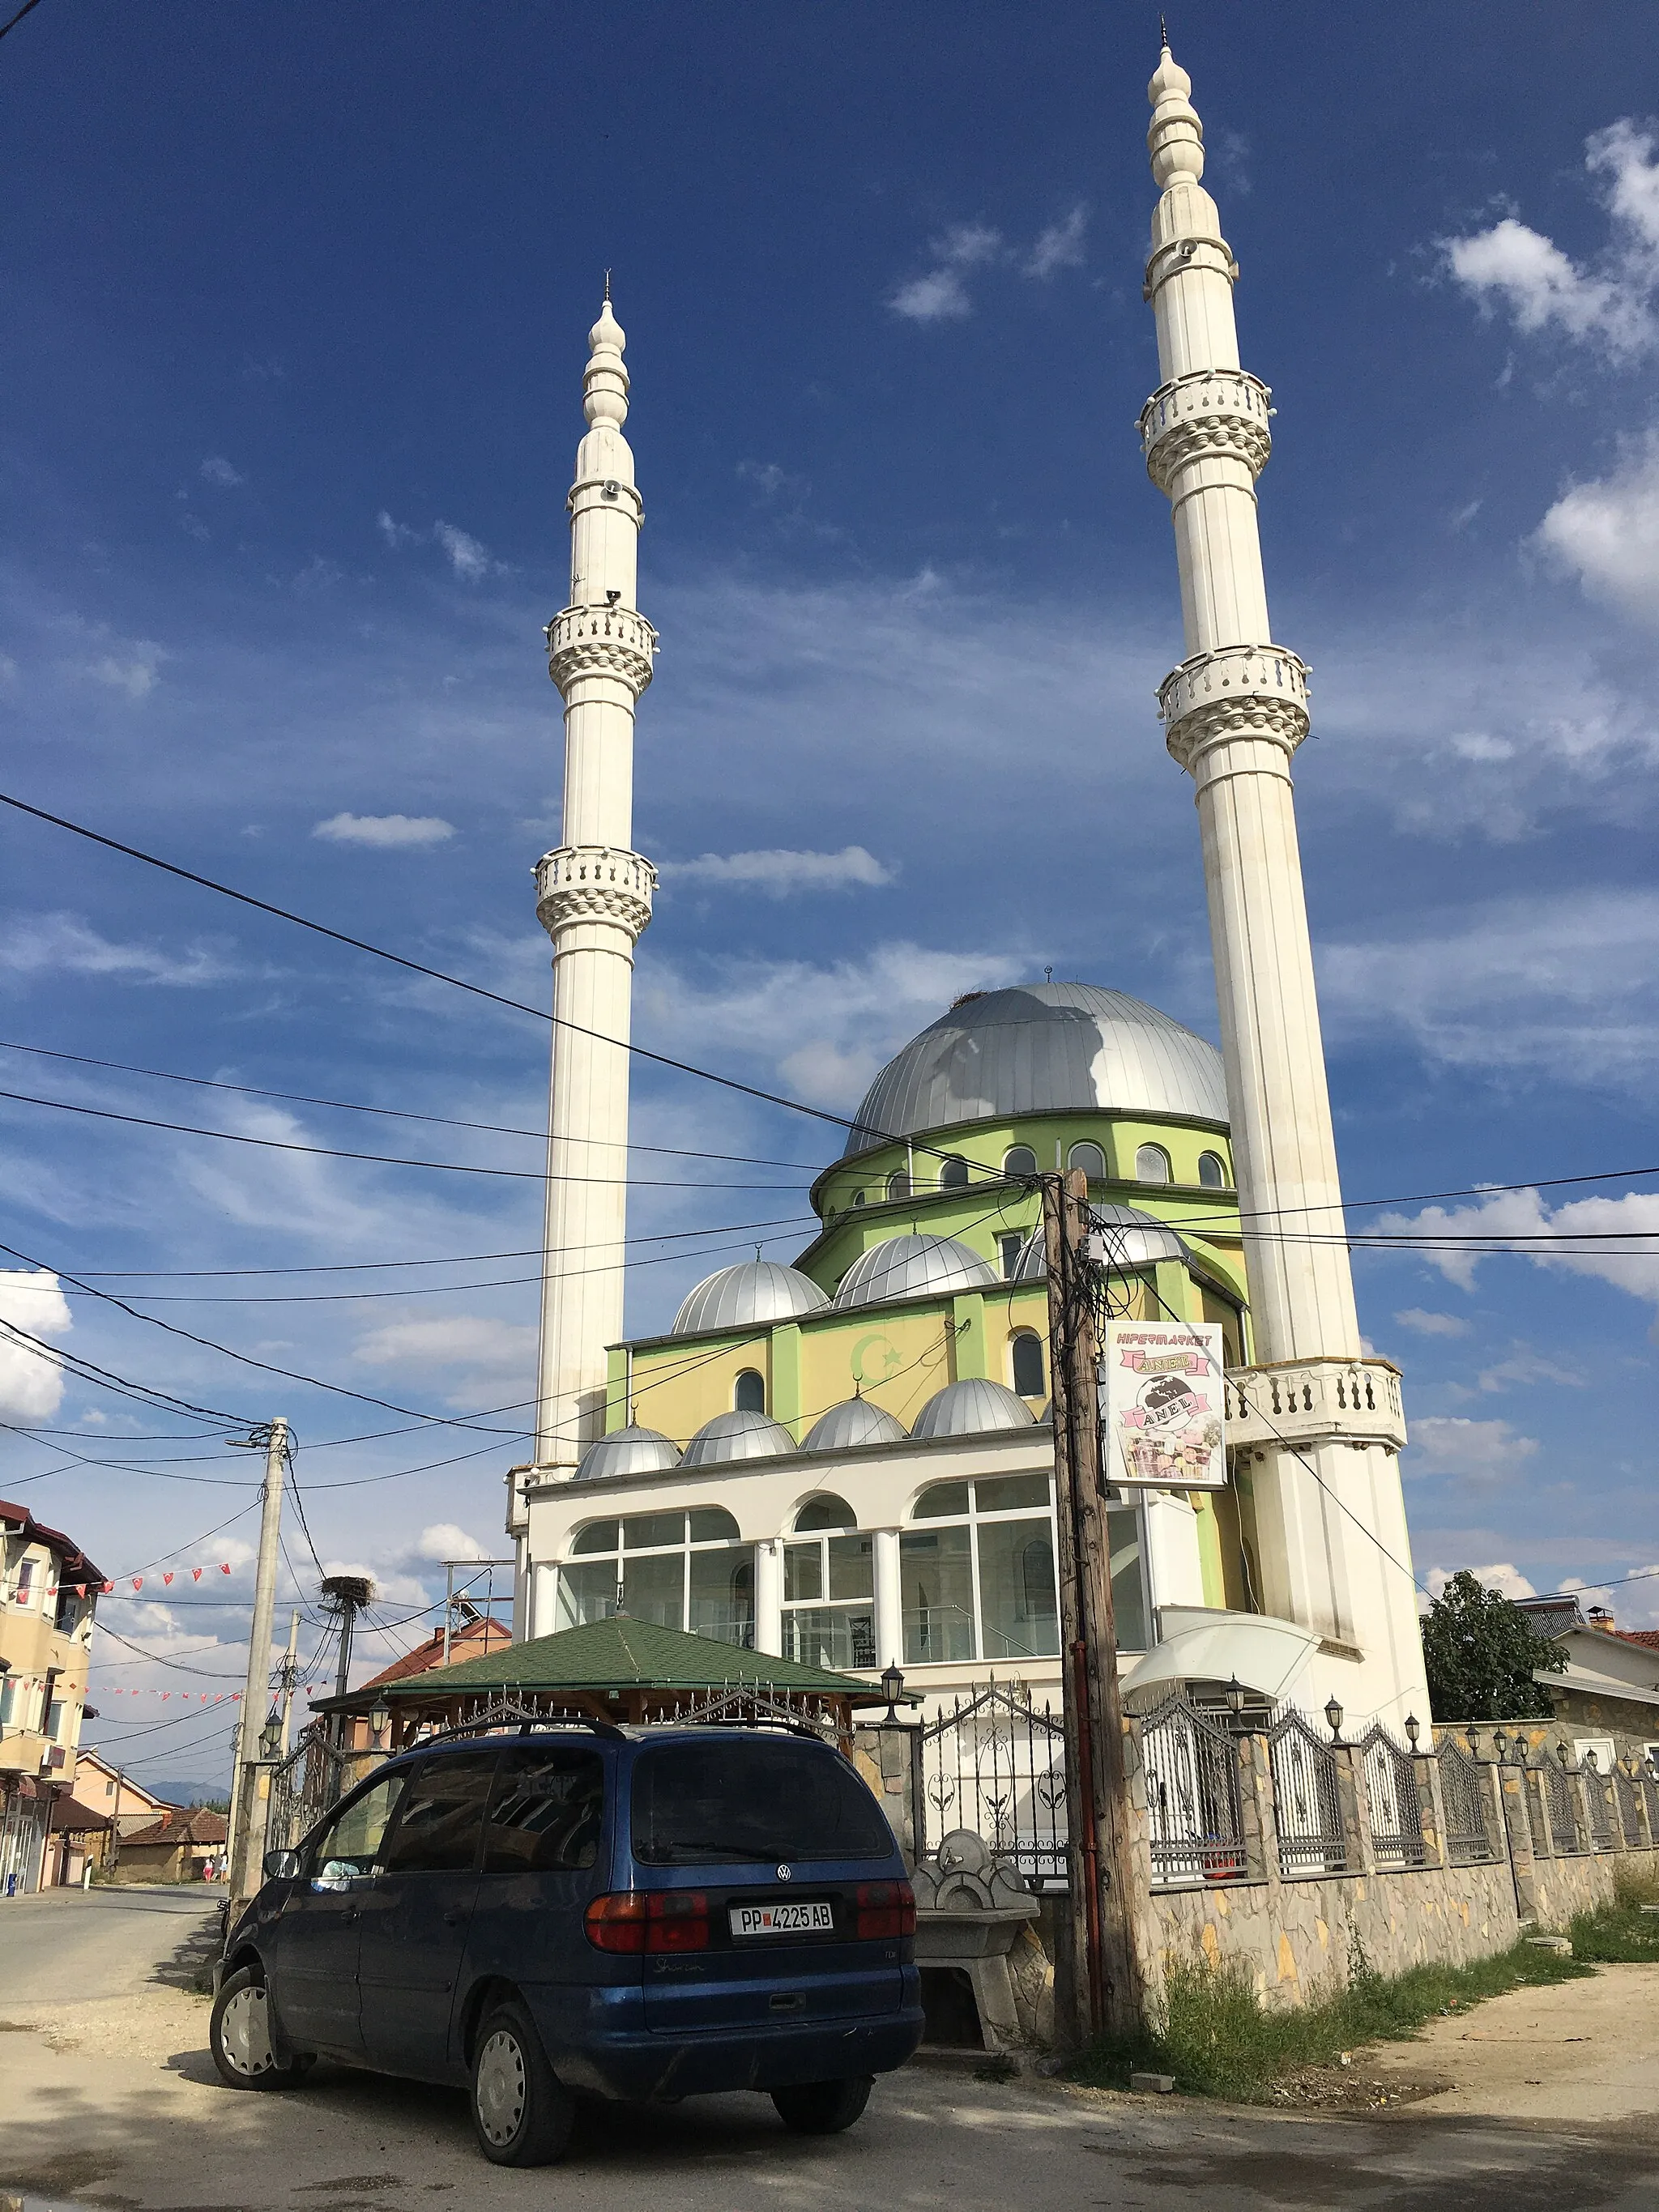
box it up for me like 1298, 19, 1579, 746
1043, 1170, 1145, 2047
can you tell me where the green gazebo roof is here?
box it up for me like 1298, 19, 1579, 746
377, 1617, 883, 1702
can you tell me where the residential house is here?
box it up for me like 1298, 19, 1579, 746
1, 1500, 104, 1896
70, 1748, 177, 1873
111, 1804, 228, 1885
1517, 1596, 1659, 1771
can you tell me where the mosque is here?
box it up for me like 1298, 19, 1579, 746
506, 45, 1431, 1732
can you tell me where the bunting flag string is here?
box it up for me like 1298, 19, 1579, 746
3, 1680, 326, 1700
41, 1562, 238, 1597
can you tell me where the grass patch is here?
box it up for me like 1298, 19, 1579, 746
1567, 1865, 1659, 1963
1067, 1937, 1593, 2104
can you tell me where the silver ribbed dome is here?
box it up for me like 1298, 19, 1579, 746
802, 1396, 909, 1453
842, 982, 1227, 1156
574, 1423, 682, 1481
672, 1259, 829, 1336
680, 1407, 798, 1468
1011, 1206, 1189, 1280
834, 1234, 998, 1310
911, 1378, 1037, 1439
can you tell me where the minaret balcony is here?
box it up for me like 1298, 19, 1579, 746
545, 603, 658, 701
535, 843, 657, 944
1157, 642, 1311, 769
1140, 368, 1273, 492
1222, 1357, 1406, 1456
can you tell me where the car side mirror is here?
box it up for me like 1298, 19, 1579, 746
263, 1848, 302, 1882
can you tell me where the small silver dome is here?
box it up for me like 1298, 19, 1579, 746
1012, 1231, 1047, 1281
1088, 1203, 1191, 1268
802, 1397, 909, 1453
834, 1234, 998, 1310
672, 1259, 829, 1336
842, 982, 1227, 1157
680, 1407, 798, 1468
574, 1423, 682, 1481
911, 1378, 1038, 1439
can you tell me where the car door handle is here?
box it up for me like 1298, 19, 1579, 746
343, 1907, 360, 1924
442, 1909, 463, 1926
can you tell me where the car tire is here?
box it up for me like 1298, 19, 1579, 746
209, 1966, 311, 2091
470, 2000, 574, 2167
770, 2076, 873, 2135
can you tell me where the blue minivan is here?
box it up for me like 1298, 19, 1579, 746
211, 1720, 923, 2165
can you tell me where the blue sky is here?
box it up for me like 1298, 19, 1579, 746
4, 2, 1659, 1787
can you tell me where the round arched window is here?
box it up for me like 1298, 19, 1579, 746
733, 1369, 766, 1414
1135, 1144, 1171, 1185
1068, 1140, 1107, 1182
852, 1188, 867, 1207
887, 1169, 911, 1202
938, 1156, 969, 1190
1010, 1332, 1046, 1398
793, 1493, 857, 1533
1198, 1151, 1228, 1189
1002, 1144, 1038, 1178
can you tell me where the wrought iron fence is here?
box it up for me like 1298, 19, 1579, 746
1520, 1755, 1550, 1859
1269, 1709, 1349, 1876
911, 1681, 1067, 1889
1640, 1774, 1659, 1846
1584, 1764, 1615, 1851
1436, 1739, 1495, 1865
1140, 1694, 1247, 1886
1543, 1757, 1580, 1855
1614, 1767, 1644, 1849
265, 1725, 347, 1856
1358, 1724, 1426, 1868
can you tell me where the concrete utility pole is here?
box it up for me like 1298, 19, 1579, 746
276, 1609, 301, 1756
1043, 1171, 1144, 2048
227, 1417, 286, 1898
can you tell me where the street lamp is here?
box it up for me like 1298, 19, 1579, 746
1323, 1694, 1343, 1742
369, 1700, 392, 1747
1225, 1675, 1247, 1720
1582, 1747, 1599, 1774
1556, 1741, 1572, 1770
880, 1661, 906, 1724
258, 1708, 283, 1761
1403, 1713, 1420, 1753
1492, 1728, 1509, 1764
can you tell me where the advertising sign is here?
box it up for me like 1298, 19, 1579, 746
1098, 1321, 1226, 1490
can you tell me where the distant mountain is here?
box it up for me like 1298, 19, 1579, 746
147, 1776, 233, 1810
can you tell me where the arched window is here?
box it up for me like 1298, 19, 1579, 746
1198, 1150, 1228, 1190
886, 1169, 911, 1202
938, 1155, 969, 1190
733, 1368, 766, 1413
1135, 1143, 1171, 1185
556, 1509, 754, 1647
1010, 1332, 1045, 1398
1068, 1140, 1107, 1182
1002, 1144, 1038, 1178
784, 1495, 872, 1670
851, 1188, 866, 1207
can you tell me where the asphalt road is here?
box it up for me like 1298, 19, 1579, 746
2, 1892, 1656, 2212
0, 1882, 220, 2001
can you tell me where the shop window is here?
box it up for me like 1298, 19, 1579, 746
1198, 1150, 1228, 1189
1010, 1332, 1045, 1398
1135, 1144, 1171, 1185
733, 1368, 766, 1413
1068, 1140, 1107, 1182
1002, 1144, 1038, 1179
557, 1510, 754, 1647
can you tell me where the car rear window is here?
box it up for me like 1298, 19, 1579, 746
631, 1737, 893, 1865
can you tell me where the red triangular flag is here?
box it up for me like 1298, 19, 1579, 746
131, 1577, 143, 1592
192, 1568, 203, 1582
162, 1572, 174, 1586
102, 1581, 113, 1594
161, 1692, 170, 1702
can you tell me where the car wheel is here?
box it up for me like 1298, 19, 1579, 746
470, 2001, 574, 2167
770, 2076, 873, 2135
209, 1966, 311, 2091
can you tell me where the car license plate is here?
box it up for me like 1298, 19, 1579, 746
729, 1900, 834, 1938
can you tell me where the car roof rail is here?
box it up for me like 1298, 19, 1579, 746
411, 1711, 628, 1748
700, 1715, 834, 1745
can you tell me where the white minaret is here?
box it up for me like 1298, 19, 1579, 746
529, 290, 657, 1485
1140, 45, 1423, 1716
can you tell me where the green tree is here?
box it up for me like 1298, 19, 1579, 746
1419, 1570, 1566, 1721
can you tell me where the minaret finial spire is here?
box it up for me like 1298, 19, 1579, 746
603, 267, 611, 302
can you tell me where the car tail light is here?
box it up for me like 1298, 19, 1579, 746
855, 1879, 916, 1939
583, 1890, 710, 1954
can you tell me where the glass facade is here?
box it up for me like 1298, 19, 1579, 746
557, 1507, 754, 1647
783, 1503, 876, 1669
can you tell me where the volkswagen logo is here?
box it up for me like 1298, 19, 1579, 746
776, 1864, 793, 1882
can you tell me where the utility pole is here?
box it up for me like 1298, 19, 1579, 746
227, 1417, 286, 1900
321, 1575, 372, 1745
1043, 1170, 1145, 2048
276, 1609, 301, 1756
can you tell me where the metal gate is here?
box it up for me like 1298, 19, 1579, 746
265, 1725, 347, 1856
911, 1682, 1067, 1889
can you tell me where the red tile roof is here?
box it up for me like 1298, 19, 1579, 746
356, 1616, 512, 1691
123, 1806, 228, 1848
1611, 1629, 1659, 1651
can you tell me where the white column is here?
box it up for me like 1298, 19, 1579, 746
531, 293, 659, 1481
754, 1540, 783, 1659
1140, 49, 1422, 1690
873, 1527, 903, 1672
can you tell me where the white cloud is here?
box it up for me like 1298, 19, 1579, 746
87, 643, 164, 698
663, 846, 893, 896
1025, 204, 1089, 279
1379, 1185, 1659, 1309
889, 268, 975, 324
1442, 119, 1659, 360
1425, 1561, 1537, 1602
1476, 1348, 1582, 1394
354, 1315, 537, 1374
1393, 1308, 1472, 1338
0, 1270, 70, 1421
312, 812, 455, 849
1407, 1417, 1539, 1485
415, 1523, 490, 1564
433, 521, 493, 581
1533, 429, 1659, 623
0, 913, 230, 987
200, 455, 245, 488
377, 509, 417, 549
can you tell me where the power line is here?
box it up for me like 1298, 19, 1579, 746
0, 0, 45, 43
